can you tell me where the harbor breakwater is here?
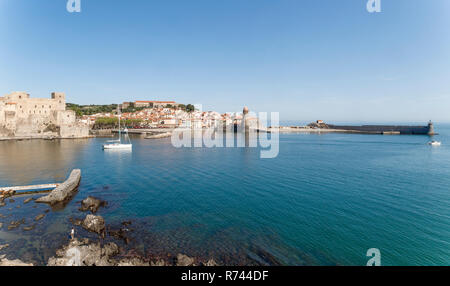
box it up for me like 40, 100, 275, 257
304, 121, 436, 135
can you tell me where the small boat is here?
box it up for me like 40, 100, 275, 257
428, 140, 441, 146
102, 110, 132, 150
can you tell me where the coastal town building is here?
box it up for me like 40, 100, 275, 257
85, 103, 261, 131
0, 91, 89, 138
127, 100, 178, 108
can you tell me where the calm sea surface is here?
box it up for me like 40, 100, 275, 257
0, 125, 449, 265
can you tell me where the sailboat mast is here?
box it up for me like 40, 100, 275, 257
118, 106, 121, 141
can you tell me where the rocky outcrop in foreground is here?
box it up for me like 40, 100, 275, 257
36, 169, 81, 205
0, 255, 33, 266
47, 239, 119, 266
46, 239, 217, 266
2, 194, 219, 266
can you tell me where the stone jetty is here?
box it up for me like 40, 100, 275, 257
36, 169, 81, 205
145, 132, 172, 139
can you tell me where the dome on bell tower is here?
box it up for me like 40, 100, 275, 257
243, 106, 249, 115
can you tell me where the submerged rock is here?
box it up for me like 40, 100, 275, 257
35, 214, 45, 221
108, 228, 131, 244
8, 218, 25, 230
82, 214, 106, 236
23, 224, 36, 231
23, 198, 34, 204
69, 217, 83, 226
36, 169, 81, 205
0, 255, 33, 266
0, 190, 16, 200
79, 196, 107, 214
121, 220, 132, 226
0, 222, 3, 229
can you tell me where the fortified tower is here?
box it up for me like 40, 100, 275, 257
427, 121, 435, 136
51, 92, 66, 110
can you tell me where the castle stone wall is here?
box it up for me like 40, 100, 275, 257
0, 91, 89, 139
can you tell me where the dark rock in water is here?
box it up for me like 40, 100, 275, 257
36, 169, 81, 205
82, 214, 106, 236
79, 196, 107, 214
69, 217, 83, 226
0, 202, 5, 208
121, 220, 132, 226
23, 198, 34, 204
16, 205, 21, 209
45, 209, 50, 213
9, 219, 25, 228
35, 214, 45, 221
0, 190, 15, 200
108, 228, 131, 244
9, 199, 15, 203
8, 219, 25, 230
23, 224, 36, 231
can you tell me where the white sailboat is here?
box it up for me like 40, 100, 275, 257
103, 109, 132, 150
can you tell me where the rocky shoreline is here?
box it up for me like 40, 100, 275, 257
47, 238, 217, 266
0, 194, 218, 266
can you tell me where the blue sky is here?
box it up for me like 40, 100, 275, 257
1, 0, 449, 122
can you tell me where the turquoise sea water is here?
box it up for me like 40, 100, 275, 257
0, 125, 449, 265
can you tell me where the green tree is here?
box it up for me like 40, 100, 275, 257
186, 104, 195, 113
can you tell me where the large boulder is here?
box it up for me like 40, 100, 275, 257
82, 214, 105, 235
176, 254, 195, 266
47, 239, 118, 266
79, 196, 106, 214
36, 169, 81, 205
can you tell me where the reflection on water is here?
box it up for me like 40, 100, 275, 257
1, 127, 450, 265
0, 139, 90, 186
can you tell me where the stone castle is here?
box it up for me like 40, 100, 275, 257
0, 91, 89, 138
